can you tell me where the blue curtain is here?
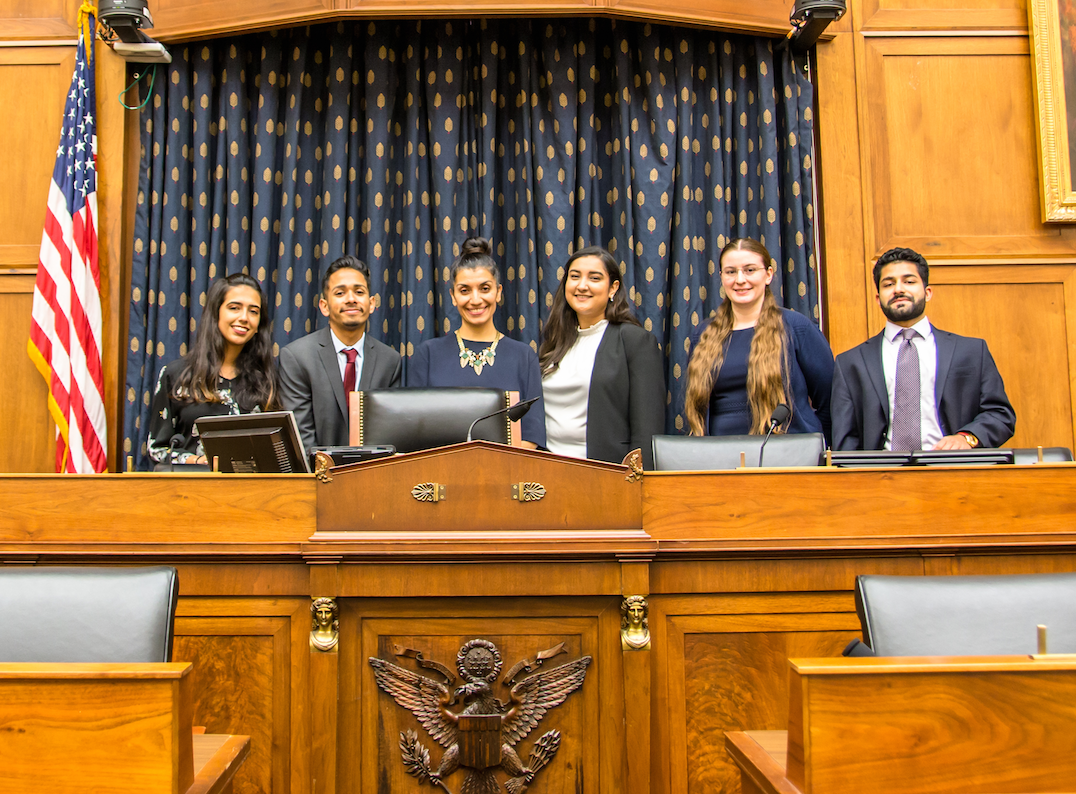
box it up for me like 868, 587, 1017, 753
124, 19, 817, 468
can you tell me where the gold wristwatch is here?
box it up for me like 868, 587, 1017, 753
957, 431, 980, 448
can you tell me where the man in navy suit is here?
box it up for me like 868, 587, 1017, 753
831, 247, 1015, 451
279, 256, 401, 449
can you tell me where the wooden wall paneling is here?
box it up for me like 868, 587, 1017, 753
174, 597, 311, 794
347, 598, 620, 793
0, 279, 53, 472
651, 594, 860, 794
858, 35, 1076, 258
310, 638, 339, 794
814, 11, 872, 353
926, 262, 1076, 449
144, 0, 795, 42
595, 0, 792, 35
146, 0, 336, 43
0, 47, 76, 473
858, 0, 1028, 32
333, 560, 623, 598
948, 552, 1076, 575
0, 1, 78, 40
650, 556, 926, 596
0, 46, 73, 268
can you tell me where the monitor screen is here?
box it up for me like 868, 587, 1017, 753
194, 411, 310, 473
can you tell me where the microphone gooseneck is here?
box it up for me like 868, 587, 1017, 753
466, 396, 541, 443
168, 433, 185, 472
757, 403, 791, 468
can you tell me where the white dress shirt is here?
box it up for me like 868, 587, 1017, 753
882, 316, 943, 450
542, 320, 608, 459
330, 328, 365, 387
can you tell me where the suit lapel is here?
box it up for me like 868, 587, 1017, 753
863, 332, 888, 422
933, 327, 955, 416
358, 333, 378, 390
317, 329, 348, 420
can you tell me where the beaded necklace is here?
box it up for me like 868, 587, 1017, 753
456, 329, 502, 375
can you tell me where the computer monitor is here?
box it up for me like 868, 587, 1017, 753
194, 411, 310, 473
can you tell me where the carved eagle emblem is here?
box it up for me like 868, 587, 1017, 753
369, 639, 591, 794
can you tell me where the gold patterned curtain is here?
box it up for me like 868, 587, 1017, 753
124, 18, 817, 466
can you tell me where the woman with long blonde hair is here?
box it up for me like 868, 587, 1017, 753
684, 238, 833, 440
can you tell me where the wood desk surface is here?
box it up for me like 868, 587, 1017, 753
725, 732, 799, 794
189, 734, 251, 794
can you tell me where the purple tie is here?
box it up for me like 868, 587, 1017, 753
343, 348, 358, 395
891, 328, 921, 452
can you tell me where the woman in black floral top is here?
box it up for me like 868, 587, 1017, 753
148, 273, 279, 466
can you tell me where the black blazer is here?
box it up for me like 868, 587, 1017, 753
278, 327, 402, 449
831, 326, 1015, 450
585, 322, 666, 468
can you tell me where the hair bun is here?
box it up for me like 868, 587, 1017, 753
460, 236, 492, 257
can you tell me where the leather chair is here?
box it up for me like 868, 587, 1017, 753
854, 573, 1076, 656
0, 566, 179, 662
651, 433, 825, 471
352, 388, 511, 452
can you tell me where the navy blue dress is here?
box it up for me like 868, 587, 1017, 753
703, 309, 834, 442
407, 334, 547, 447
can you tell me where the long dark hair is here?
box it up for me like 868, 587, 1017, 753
684, 238, 788, 436
171, 273, 279, 410
539, 246, 640, 374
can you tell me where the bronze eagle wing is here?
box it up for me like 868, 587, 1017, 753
501, 655, 592, 746
369, 656, 458, 748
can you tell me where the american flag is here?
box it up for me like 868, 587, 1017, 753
27, 9, 107, 473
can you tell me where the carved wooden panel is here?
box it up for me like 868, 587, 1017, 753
0, 283, 53, 472
174, 598, 312, 794
859, 36, 1076, 257
339, 597, 623, 794
651, 594, 861, 794
859, 0, 1027, 32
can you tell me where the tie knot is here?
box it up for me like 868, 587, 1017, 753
343, 348, 358, 363
900, 328, 919, 342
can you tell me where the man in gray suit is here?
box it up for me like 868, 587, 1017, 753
279, 256, 401, 449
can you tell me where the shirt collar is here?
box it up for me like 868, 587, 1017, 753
329, 328, 365, 355
884, 315, 932, 343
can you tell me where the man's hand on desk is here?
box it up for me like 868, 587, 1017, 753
932, 433, 975, 451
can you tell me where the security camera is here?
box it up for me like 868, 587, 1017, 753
98, 0, 155, 44
99, 0, 171, 63
788, 0, 847, 53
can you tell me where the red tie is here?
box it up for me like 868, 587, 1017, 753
343, 348, 358, 395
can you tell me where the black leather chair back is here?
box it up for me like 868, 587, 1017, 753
651, 433, 825, 471
855, 573, 1076, 656
0, 566, 179, 662
355, 388, 510, 452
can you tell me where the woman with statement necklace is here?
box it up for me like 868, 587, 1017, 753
408, 237, 546, 449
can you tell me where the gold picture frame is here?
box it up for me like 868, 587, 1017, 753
1029, 0, 1076, 221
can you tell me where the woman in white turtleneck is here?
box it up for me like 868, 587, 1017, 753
539, 246, 666, 468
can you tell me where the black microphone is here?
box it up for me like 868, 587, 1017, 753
757, 403, 790, 467
168, 433, 185, 472
466, 396, 540, 443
